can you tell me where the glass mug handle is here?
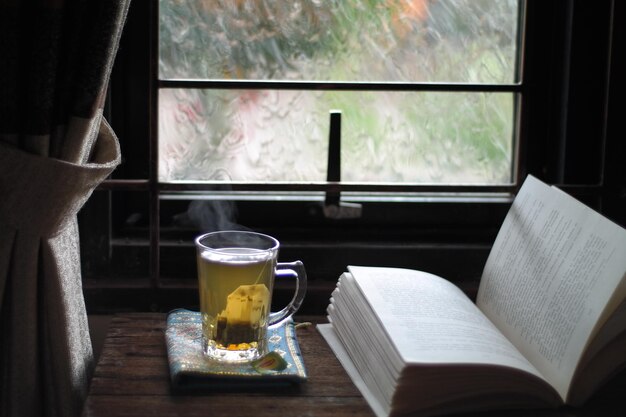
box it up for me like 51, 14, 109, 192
268, 261, 307, 326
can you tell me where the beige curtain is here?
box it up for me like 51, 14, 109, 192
0, 1, 130, 416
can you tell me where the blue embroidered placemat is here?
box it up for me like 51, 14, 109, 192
165, 309, 307, 391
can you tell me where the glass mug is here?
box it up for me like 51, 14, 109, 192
195, 230, 307, 362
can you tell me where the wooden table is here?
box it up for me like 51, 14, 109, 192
83, 313, 626, 417
83, 313, 374, 417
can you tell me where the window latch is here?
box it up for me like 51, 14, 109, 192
323, 110, 362, 219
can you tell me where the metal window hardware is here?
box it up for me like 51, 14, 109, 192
323, 110, 362, 219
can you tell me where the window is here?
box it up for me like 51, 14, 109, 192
158, 0, 520, 185
80, 0, 623, 314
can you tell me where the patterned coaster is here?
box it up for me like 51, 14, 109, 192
165, 309, 307, 390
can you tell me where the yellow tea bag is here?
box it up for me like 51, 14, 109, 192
216, 284, 270, 346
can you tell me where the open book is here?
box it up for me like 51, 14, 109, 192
318, 175, 626, 417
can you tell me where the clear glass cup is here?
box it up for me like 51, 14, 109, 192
195, 230, 307, 362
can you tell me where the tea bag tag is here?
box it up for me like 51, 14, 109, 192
251, 351, 288, 373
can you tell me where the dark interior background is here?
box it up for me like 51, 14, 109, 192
80, 0, 625, 316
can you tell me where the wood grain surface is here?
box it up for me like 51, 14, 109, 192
83, 313, 374, 417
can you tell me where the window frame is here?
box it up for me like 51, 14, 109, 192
81, 0, 624, 314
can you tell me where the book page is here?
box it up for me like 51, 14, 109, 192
317, 323, 389, 417
328, 275, 402, 410
347, 266, 545, 378
476, 175, 626, 400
